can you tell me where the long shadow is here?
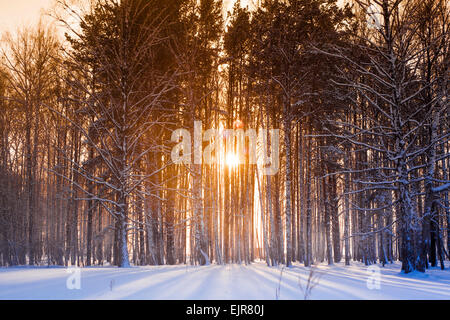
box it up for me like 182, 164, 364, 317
249, 263, 378, 299
92, 264, 214, 299
0, 264, 198, 299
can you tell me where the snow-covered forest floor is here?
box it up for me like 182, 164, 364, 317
0, 261, 449, 300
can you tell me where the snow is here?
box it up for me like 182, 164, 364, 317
432, 182, 450, 193
0, 261, 449, 300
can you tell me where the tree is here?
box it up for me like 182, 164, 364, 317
56, 0, 179, 267
1, 23, 59, 265
319, 0, 449, 273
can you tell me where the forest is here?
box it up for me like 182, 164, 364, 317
0, 0, 448, 275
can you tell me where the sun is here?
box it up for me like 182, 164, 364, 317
225, 153, 239, 167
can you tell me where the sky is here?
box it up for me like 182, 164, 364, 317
0, 0, 55, 34
0, 0, 247, 35
0, 0, 345, 36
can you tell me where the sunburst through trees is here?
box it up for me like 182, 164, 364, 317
0, 0, 448, 274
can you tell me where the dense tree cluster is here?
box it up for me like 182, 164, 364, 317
0, 0, 448, 273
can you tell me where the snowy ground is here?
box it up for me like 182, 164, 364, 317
0, 261, 449, 300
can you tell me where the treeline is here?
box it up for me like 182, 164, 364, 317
0, 0, 448, 273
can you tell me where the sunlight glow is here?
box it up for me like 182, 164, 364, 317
225, 152, 239, 167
